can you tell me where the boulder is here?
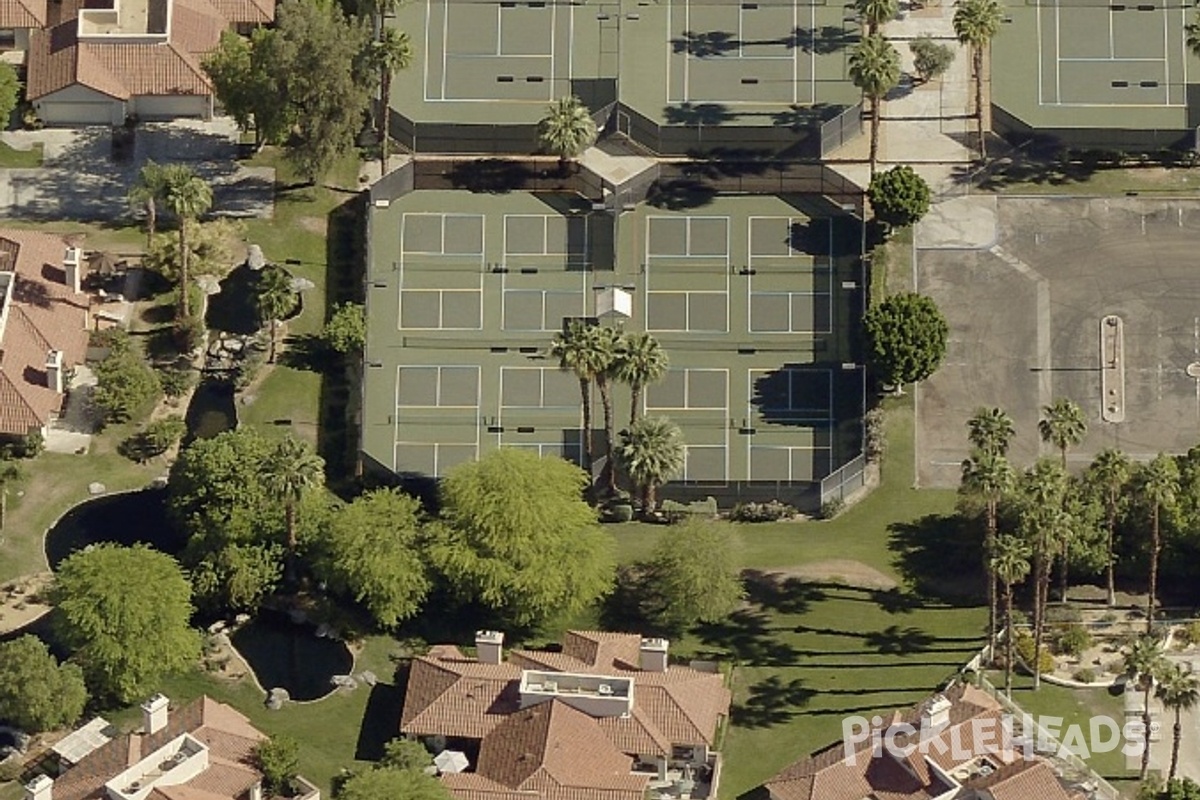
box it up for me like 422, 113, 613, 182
247, 245, 266, 270
266, 687, 289, 710
149, 475, 169, 489
222, 338, 245, 355
234, 613, 251, 625
87, 482, 105, 495
195, 275, 221, 295
330, 674, 358, 690
359, 670, 378, 687
289, 277, 315, 292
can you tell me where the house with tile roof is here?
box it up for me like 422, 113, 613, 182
763, 684, 1082, 800
23, 694, 320, 800
400, 630, 732, 800
22, 0, 273, 126
0, 229, 89, 439
0, 0, 44, 53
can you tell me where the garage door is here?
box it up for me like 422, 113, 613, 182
37, 101, 116, 126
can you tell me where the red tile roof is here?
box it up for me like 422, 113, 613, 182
0, 0, 45, 28
0, 230, 88, 436
763, 685, 1075, 800
27, 0, 261, 101
52, 697, 267, 800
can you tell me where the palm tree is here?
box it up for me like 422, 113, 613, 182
161, 165, 213, 321
1018, 457, 1067, 689
961, 450, 1014, 648
1140, 453, 1179, 633
262, 437, 325, 558
537, 95, 597, 173
1038, 398, 1088, 470
991, 534, 1031, 698
128, 160, 169, 249
369, 26, 413, 172
1156, 662, 1200, 782
848, 34, 901, 178
967, 406, 1015, 457
1124, 634, 1166, 780
593, 325, 624, 493
614, 331, 668, 426
953, 0, 1003, 160
616, 416, 685, 510
856, 0, 898, 35
550, 321, 612, 479
1086, 448, 1131, 606
255, 267, 294, 364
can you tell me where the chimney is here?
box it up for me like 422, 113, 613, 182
45, 350, 63, 394
63, 247, 81, 294
24, 775, 52, 800
476, 630, 504, 665
639, 637, 669, 672
922, 694, 952, 731
142, 693, 170, 735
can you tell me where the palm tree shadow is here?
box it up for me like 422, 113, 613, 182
888, 513, 985, 604
741, 569, 827, 614
730, 675, 816, 728
694, 608, 800, 666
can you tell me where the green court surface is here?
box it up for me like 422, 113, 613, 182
362, 191, 863, 486
992, 0, 1199, 135
389, 0, 860, 129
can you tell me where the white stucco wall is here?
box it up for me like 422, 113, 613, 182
34, 85, 124, 126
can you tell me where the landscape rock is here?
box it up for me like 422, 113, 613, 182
359, 670, 377, 687
247, 245, 265, 270
148, 475, 168, 489
234, 613, 251, 625
265, 687, 289, 710
87, 482, 105, 495
207, 620, 227, 635
289, 277, 315, 292
195, 275, 221, 295
330, 674, 358, 690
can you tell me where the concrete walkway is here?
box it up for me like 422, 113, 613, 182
826, 0, 977, 193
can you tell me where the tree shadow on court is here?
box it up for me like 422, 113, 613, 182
663, 102, 734, 127
771, 103, 842, 132
888, 514, 987, 605
679, 147, 785, 178
784, 25, 859, 54
645, 177, 717, 210
671, 29, 739, 56
446, 159, 536, 194
788, 219, 830, 255
731, 675, 816, 728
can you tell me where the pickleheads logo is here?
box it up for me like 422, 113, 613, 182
840, 712, 1159, 766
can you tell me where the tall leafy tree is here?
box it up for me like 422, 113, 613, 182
368, 26, 413, 171
1085, 448, 1131, 606
848, 33, 900, 177
262, 436, 325, 558
862, 292, 949, 390
127, 160, 170, 248
1124, 634, 1166, 780
1038, 397, 1088, 470
317, 488, 431, 627
52, 544, 200, 702
255, 266, 295, 363
953, 0, 1003, 160
990, 534, 1030, 698
1188, 13, 1200, 61
616, 416, 685, 510
614, 331, 668, 426
161, 165, 213, 321
1139, 453, 1179, 633
1017, 457, 1067, 690
0, 63, 20, 133
856, 0, 898, 35
338, 767, 453, 800
967, 406, 1015, 457
428, 448, 616, 627
550, 321, 614, 478
910, 35, 955, 84
868, 165, 931, 230
961, 449, 1014, 647
203, 30, 291, 148
1157, 663, 1200, 783
537, 95, 597, 171
0, 635, 88, 732
640, 520, 744, 634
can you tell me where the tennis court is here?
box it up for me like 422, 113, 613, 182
393, 364, 482, 476
397, 213, 486, 330
1034, 0, 1190, 107
423, 0, 576, 102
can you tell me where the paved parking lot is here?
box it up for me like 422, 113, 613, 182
0, 119, 274, 221
915, 195, 1200, 486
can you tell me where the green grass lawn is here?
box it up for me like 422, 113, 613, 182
979, 160, 1200, 196
0, 141, 43, 168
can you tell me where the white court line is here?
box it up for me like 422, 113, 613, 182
1057, 57, 1163, 61
442, 0, 450, 100
685, 0, 691, 102
1110, 1, 1115, 58
495, 2, 502, 55
549, 1, 556, 100
1036, 0, 1043, 105
808, 0, 817, 105
422, 0, 432, 101
1162, 1, 1170, 105
1055, 2, 1061, 103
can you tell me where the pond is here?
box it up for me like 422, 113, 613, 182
184, 379, 237, 443
230, 610, 354, 702
44, 488, 183, 570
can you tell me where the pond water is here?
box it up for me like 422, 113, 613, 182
44, 488, 183, 570
230, 610, 353, 701
184, 380, 237, 442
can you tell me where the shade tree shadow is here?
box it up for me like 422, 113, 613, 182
645, 178, 717, 210
662, 102, 734, 127
741, 569, 827, 614
354, 679, 408, 761
872, 587, 923, 614
730, 675, 815, 728
888, 514, 986, 603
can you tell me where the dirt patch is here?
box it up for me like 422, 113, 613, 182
0, 572, 53, 635
298, 217, 327, 235
755, 560, 898, 590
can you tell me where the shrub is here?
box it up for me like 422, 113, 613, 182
0, 758, 24, 783
93, 350, 162, 424
255, 735, 299, 796
1176, 621, 1200, 647
89, 328, 132, 353
868, 166, 932, 230
820, 498, 845, 520
1054, 624, 1093, 658
174, 314, 205, 354
322, 302, 366, 355
600, 503, 634, 523
909, 35, 955, 83
1045, 604, 1083, 625
730, 500, 796, 523
864, 407, 886, 463
118, 416, 186, 463
232, 341, 268, 390
1015, 633, 1055, 675
158, 367, 198, 399
1072, 668, 1096, 684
